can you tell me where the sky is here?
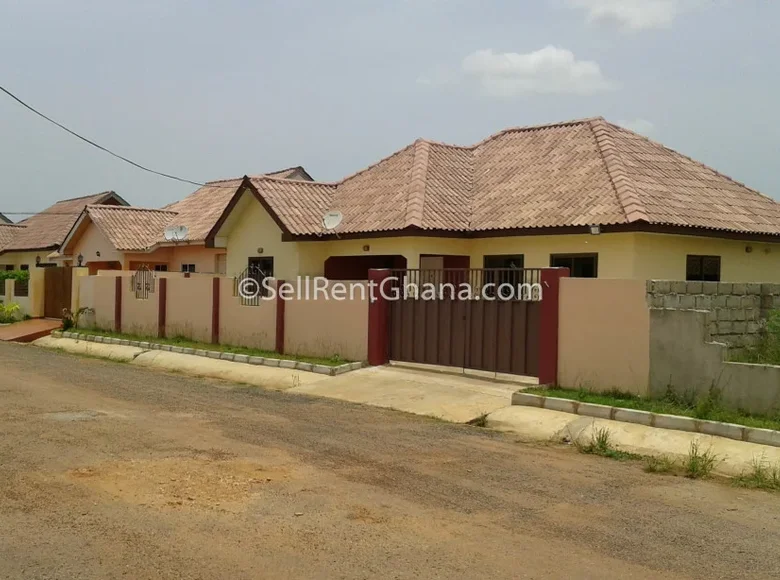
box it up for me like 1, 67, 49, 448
1, 0, 779, 219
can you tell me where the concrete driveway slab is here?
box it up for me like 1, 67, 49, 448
290, 365, 516, 423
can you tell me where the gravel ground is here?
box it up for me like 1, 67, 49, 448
1, 341, 780, 579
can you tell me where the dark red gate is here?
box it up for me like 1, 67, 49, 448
386, 269, 543, 377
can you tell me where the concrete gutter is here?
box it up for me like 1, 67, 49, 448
35, 336, 331, 391
513, 392, 780, 448
33, 336, 516, 423
487, 406, 780, 478
53, 331, 363, 376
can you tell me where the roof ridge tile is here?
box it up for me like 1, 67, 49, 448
589, 118, 648, 223
405, 140, 431, 228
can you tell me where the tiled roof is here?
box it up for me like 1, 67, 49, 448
163, 167, 313, 242
2, 191, 127, 252
244, 118, 780, 237
0, 224, 25, 252
85, 205, 178, 251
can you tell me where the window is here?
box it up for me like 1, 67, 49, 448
20, 265, 29, 271
483, 255, 526, 298
483, 254, 525, 270
153, 264, 168, 272
4, 265, 13, 271
686, 255, 721, 281
550, 253, 598, 278
181, 264, 196, 273
248, 257, 274, 296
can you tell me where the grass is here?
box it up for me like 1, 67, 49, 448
734, 456, 780, 491
683, 441, 718, 479
644, 455, 678, 474
525, 386, 780, 432
575, 426, 642, 462
75, 327, 351, 367
730, 310, 780, 366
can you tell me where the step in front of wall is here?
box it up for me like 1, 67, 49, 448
512, 391, 780, 449
52, 331, 364, 377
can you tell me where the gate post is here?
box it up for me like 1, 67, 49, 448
538, 268, 569, 386
114, 276, 122, 333
275, 279, 286, 354
158, 277, 167, 339
367, 269, 391, 366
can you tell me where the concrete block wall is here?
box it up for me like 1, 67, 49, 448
646, 280, 780, 356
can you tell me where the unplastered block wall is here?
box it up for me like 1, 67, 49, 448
646, 280, 780, 355
284, 280, 369, 362
649, 309, 780, 414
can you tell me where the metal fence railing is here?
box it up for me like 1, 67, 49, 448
385, 268, 544, 301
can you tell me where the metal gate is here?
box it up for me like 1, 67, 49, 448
44, 266, 73, 318
387, 268, 543, 377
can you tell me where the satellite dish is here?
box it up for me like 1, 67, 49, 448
322, 211, 343, 231
164, 225, 189, 242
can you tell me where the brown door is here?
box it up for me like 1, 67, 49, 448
44, 266, 73, 318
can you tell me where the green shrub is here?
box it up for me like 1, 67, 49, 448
0, 302, 21, 324
737, 310, 780, 365
0, 270, 30, 283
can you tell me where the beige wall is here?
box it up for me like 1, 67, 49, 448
284, 280, 369, 361
166, 276, 213, 343
219, 191, 301, 279
72, 223, 122, 266
124, 245, 225, 274
0, 251, 51, 270
633, 233, 780, 283
121, 284, 159, 337
558, 278, 650, 395
91, 276, 117, 330
218, 277, 276, 351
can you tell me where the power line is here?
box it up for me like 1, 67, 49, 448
0, 84, 230, 189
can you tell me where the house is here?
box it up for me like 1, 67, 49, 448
0, 191, 127, 271
57, 167, 312, 274
205, 117, 780, 283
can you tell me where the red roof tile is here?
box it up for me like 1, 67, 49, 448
243, 118, 780, 237
85, 205, 178, 251
0, 224, 25, 252
2, 192, 127, 252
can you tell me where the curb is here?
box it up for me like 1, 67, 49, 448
52, 331, 365, 377
511, 392, 780, 449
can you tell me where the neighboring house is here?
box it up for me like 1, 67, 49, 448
0, 191, 127, 271
206, 117, 780, 282
0, 213, 12, 224
57, 167, 311, 274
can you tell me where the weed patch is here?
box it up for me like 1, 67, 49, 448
734, 456, 780, 491
576, 426, 642, 462
684, 441, 718, 479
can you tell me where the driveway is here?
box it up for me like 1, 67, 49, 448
2, 341, 780, 579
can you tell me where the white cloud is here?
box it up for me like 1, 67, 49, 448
617, 118, 655, 134
461, 46, 618, 97
566, 0, 706, 31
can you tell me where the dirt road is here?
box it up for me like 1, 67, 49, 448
1, 342, 779, 579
